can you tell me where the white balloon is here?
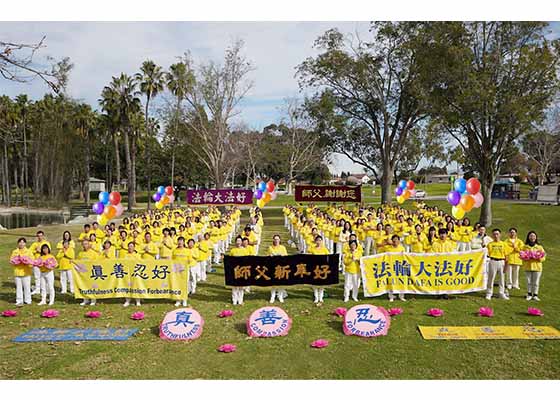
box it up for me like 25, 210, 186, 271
270, 191, 278, 200
473, 192, 484, 208
115, 203, 124, 217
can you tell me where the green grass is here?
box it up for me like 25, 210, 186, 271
0, 201, 559, 379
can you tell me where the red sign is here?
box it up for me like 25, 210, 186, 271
294, 185, 361, 202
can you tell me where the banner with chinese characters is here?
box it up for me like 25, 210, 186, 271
72, 259, 188, 300
223, 254, 339, 287
186, 189, 253, 205
360, 249, 487, 296
294, 185, 361, 202
418, 325, 560, 340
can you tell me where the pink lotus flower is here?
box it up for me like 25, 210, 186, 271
32, 258, 43, 267
131, 311, 145, 320
388, 308, 403, 316
85, 311, 102, 318
41, 309, 59, 318
20, 255, 34, 265
44, 257, 58, 270
311, 339, 329, 348
333, 307, 347, 317
10, 255, 22, 265
528, 307, 544, 316
2, 310, 18, 317
533, 250, 546, 260
218, 309, 234, 318
218, 344, 237, 353
427, 308, 444, 317
478, 307, 494, 317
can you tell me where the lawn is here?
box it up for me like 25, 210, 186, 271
0, 200, 558, 379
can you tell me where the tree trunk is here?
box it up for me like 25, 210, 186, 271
3, 140, 11, 207
145, 98, 152, 210
123, 129, 134, 211
478, 171, 495, 226
171, 149, 175, 189
380, 161, 393, 204
130, 134, 137, 208
114, 132, 121, 188
85, 145, 91, 206
214, 167, 224, 189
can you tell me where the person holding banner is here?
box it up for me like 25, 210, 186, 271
229, 236, 247, 305
343, 240, 362, 302
122, 242, 142, 307
75, 240, 99, 306
522, 231, 546, 301
308, 235, 330, 305
267, 234, 289, 303
10, 238, 34, 306
485, 229, 510, 300
385, 235, 406, 302
56, 240, 75, 294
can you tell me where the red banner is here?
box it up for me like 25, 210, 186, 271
294, 185, 361, 202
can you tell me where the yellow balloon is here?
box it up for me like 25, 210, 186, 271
98, 215, 109, 225
452, 205, 465, 219
155, 201, 164, 210
257, 198, 265, 208
397, 195, 405, 204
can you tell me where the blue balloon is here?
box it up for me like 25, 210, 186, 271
398, 180, 407, 190
395, 187, 403, 196
258, 181, 266, 192
98, 191, 110, 205
454, 178, 467, 194
157, 186, 165, 195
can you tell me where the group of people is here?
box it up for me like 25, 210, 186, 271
283, 202, 546, 304
8, 206, 251, 307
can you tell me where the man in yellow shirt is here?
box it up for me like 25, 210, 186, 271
29, 230, 51, 295
431, 229, 457, 253
308, 235, 330, 304
56, 240, 75, 294
267, 234, 289, 303
140, 232, 159, 260
485, 229, 509, 300
343, 240, 362, 302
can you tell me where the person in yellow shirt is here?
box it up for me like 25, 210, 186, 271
457, 218, 473, 251
308, 235, 330, 304
29, 230, 51, 296
423, 226, 437, 253
363, 214, 377, 256
159, 228, 174, 260
100, 240, 117, 259
343, 240, 362, 302
431, 229, 457, 253
504, 227, 524, 290
76, 240, 99, 306
56, 231, 76, 252
172, 237, 191, 307
78, 224, 92, 243
91, 222, 105, 241
140, 232, 159, 260
122, 242, 142, 307
10, 238, 34, 306
37, 244, 57, 306
56, 240, 75, 294
267, 234, 289, 303
385, 235, 406, 302
522, 231, 546, 301
197, 233, 212, 281
407, 224, 428, 253
117, 230, 130, 258
229, 236, 248, 305
185, 239, 200, 294
485, 229, 510, 300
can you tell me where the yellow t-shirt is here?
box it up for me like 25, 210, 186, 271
486, 240, 509, 260
229, 246, 247, 257
386, 244, 405, 253
505, 238, 524, 265
140, 242, 160, 260
267, 244, 288, 256
56, 248, 75, 271
343, 247, 363, 274
159, 236, 175, 259
308, 246, 329, 255
431, 239, 457, 253
521, 244, 546, 272
29, 240, 51, 258
10, 248, 34, 277
77, 249, 99, 260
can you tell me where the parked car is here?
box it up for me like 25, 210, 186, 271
413, 190, 426, 199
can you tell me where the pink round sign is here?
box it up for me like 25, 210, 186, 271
343, 304, 391, 337
159, 307, 204, 341
247, 306, 292, 337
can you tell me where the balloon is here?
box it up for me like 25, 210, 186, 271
257, 198, 265, 208
98, 191, 110, 205
97, 214, 109, 225
410, 189, 417, 198
92, 201, 105, 215
165, 186, 173, 196
447, 190, 461, 206
452, 205, 465, 219
115, 203, 124, 217
254, 189, 263, 200
454, 178, 467, 193
459, 194, 475, 212
270, 191, 278, 200
397, 195, 405, 204
406, 180, 415, 190
263, 192, 271, 202
402, 190, 411, 200
157, 186, 165, 195
258, 181, 267, 192
161, 195, 170, 205
155, 201, 163, 210
473, 192, 484, 208
152, 192, 162, 202
466, 178, 481, 194
103, 205, 116, 219
168, 194, 175, 203
266, 181, 275, 192
398, 180, 407, 190
109, 191, 121, 205
395, 187, 403, 196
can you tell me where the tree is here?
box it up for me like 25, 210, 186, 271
135, 60, 165, 209
298, 23, 431, 203
522, 114, 560, 185
421, 22, 560, 225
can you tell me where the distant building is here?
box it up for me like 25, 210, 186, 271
425, 174, 452, 184
89, 177, 106, 192
349, 173, 371, 184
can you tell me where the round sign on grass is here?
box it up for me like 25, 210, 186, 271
247, 306, 292, 337
159, 307, 204, 341
343, 304, 391, 337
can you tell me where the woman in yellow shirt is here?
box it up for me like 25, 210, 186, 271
385, 235, 406, 302
100, 240, 117, 259
504, 227, 524, 290
522, 231, 546, 301
37, 244, 58, 306
308, 235, 330, 304
185, 239, 200, 294
10, 238, 34, 306
229, 236, 248, 305
56, 231, 76, 252
267, 234, 289, 303
140, 232, 159, 260
172, 237, 191, 307
407, 224, 428, 253
343, 240, 362, 302
159, 228, 174, 260
122, 242, 142, 307
56, 240, 75, 294
197, 234, 212, 281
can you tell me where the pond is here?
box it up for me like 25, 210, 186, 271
0, 212, 66, 230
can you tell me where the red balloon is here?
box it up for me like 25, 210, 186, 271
266, 181, 275, 192
466, 178, 481, 194
109, 191, 121, 205
165, 186, 173, 196
406, 180, 415, 190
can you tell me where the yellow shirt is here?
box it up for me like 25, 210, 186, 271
10, 248, 34, 277
77, 248, 100, 260
38, 254, 58, 273
408, 233, 428, 253
521, 244, 546, 272
486, 240, 509, 260
308, 246, 329, 255
267, 244, 288, 256
56, 240, 76, 250
140, 242, 160, 260
343, 247, 363, 274
229, 246, 247, 257
431, 239, 457, 253
122, 252, 142, 260
197, 240, 211, 261
29, 240, 51, 258
386, 244, 405, 253
56, 248, 75, 271
504, 238, 524, 265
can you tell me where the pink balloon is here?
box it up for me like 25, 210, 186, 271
473, 192, 484, 208
270, 191, 278, 200
168, 194, 175, 203
115, 203, 124, 217
409, 189, 417, 197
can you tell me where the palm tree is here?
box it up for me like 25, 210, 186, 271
166, 61, 194, 189
135, 60, 165, 209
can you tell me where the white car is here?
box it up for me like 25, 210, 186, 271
413, 190, 426, 199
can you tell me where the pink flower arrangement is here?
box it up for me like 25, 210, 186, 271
31, 258, 43, 267
85, 311, 102, 318
2, 310, 18, 317
520, 250, 546, 261
527, 307, 544, 316
427, 308, 444, 317
10, 255, 22, 265
478, 307, 494, 317
387, 308, 403, 316
131, 311, 145, 320
218, 344, 237, 353
333, 307, 347, 317
218, 309, 234, 318
41, 309, 59, 318
20, 255, 34, 265
44, 257, 58, 270
311, 339, 329, 348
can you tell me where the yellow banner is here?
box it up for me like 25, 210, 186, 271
72, 259, 188, 300
360, 249, 487, 296
418, 326, 560, 340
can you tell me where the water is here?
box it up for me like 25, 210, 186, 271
0, 212, 66, 229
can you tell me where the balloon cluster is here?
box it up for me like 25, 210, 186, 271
92, 191, 124, 225
395, 179, 416, 204
152, 186, 175, 210
446, 177, 484, 219
254, 179, 277, 208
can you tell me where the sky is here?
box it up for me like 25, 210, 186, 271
1, 21, 559, 174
